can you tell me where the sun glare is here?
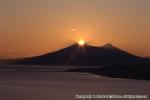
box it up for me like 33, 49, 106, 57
78, 40, 85, 46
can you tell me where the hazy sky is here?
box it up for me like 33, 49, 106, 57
0, 0, 150, 58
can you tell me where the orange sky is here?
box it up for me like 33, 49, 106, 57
0, 0, 150, 59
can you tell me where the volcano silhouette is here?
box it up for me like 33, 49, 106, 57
15, 43, 148, 65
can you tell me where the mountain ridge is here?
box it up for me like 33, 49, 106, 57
12, 43, 149, 66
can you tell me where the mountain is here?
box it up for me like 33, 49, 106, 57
13, 43, 149, 66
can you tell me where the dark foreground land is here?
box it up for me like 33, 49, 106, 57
67, 64, 150, 81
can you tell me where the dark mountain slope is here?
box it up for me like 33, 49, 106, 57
13, 43, 149, 66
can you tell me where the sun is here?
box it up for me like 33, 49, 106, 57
78, 40, 85, 46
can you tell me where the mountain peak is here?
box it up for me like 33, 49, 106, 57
102, 43, 114, 48
71, 43, 115, 49
70, 42, 87, 47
